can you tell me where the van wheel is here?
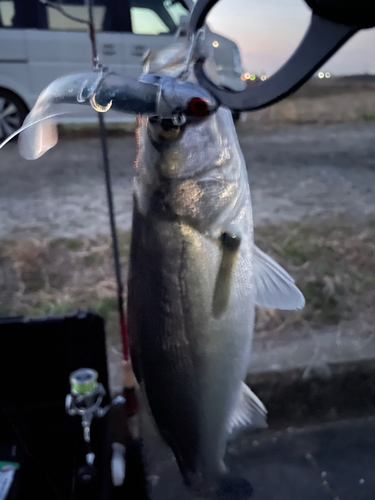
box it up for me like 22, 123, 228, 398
0, 90, 28, 141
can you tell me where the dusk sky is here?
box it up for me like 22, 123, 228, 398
207, 0, 375, 75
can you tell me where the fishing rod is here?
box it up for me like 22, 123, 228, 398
38, 0, 132, 363
82, 1, 150, 496
37, 0, 148, 497
81, 0, 147, 495
83, 0, 134, 380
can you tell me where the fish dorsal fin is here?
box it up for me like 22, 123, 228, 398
227, 383, 267, 435
254, 246, 305, 310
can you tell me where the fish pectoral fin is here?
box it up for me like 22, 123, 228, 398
228, 383, 267, 435
254, 245, 305, 310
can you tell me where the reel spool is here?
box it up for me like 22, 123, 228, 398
66, 368, 125, 485
66, 368, 107, 444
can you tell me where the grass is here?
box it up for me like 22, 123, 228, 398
362, 114, 375, 122
93, 296, 119, 321
238, 83, 375, 129
50, 237, 83, 251
84, 252, 104, 268
0, 230, 131, 339
255, 218, 375, 330
118, 231, 132, 258
0, 219, 374, 337
22, 299, 79, 317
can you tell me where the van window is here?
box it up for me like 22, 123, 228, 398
0, 0, 129, 32
0, 0, 48, 29
43, 0, 132, 32
130, 0, 188, 35
0, 1, 15, 27
46, 0, 106, 32
163, 0, 188, 27
130, 8, 169, 35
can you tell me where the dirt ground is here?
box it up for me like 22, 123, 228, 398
1, 121, 375, 239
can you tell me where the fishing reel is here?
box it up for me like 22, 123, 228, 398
66, 368, 125, 485
189, 0, 375, 112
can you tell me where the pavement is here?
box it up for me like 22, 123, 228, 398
150, 417, 375, 500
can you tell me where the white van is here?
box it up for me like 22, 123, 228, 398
0, 0, 244, 140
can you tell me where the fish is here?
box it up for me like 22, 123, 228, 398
127, 37, 305, 498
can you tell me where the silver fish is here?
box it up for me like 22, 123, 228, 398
128, 39, 304, 497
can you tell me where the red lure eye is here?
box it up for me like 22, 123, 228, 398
187, 97, 209, 117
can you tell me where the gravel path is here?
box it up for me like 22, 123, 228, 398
1, 122, 375, 239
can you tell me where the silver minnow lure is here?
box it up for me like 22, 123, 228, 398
0, 70, 217, 159
128, 39, 305, 497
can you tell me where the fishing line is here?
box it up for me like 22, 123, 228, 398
83, 0, 131, 366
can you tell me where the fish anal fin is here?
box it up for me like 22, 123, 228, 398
227, 383, 267, 436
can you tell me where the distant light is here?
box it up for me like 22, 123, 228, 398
250, 74, 256, 81
241, 75, 246, 81
212, 41, 219, 48
325, 72, 331, 79
260, 74, 269, 81
318, 72, 325, 79
244, 72, 251, 80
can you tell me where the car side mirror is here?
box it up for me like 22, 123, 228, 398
189, 0, 371, 111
